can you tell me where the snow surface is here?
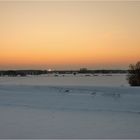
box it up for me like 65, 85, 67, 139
0, 74, 140, 138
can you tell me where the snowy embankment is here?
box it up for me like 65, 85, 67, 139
0, 74, 140, 138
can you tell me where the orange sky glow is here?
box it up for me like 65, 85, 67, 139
0, 1, 140, 70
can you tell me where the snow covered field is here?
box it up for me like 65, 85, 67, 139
0, 74, 140, 138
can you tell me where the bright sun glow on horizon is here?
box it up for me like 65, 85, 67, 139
0, 1, 140, 70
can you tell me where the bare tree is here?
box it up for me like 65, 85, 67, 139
127, 61, 140, 86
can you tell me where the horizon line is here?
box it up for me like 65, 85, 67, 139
0, 69, 128, 71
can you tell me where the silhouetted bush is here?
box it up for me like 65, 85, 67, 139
127, 61, 140, 86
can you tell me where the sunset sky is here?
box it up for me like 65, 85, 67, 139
0, 1, 140, 70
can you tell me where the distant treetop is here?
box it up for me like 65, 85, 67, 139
127, 61, 140, 86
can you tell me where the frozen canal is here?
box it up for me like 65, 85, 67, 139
0, 74, 140, 138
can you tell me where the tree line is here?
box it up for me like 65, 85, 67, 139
0, 70, 48, 77
0, 63, 140, 86
0, 69, 127, 77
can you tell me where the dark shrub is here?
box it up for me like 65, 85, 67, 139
127, 61, 140, 86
